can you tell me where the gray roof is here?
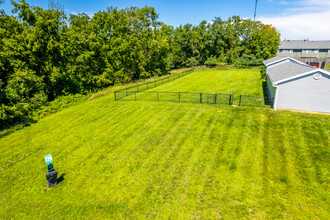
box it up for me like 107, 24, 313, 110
263, 56, 287, 65
280, 40, 330, 49
267, 61, 316, 84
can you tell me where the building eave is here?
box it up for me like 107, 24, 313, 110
273, 69, 330, 85
266, 57, 308, 68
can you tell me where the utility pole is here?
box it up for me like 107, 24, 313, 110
254, 0, 258, 21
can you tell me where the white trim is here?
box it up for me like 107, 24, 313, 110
265, 57, 290, 67
273, 86, 279, 111
265, 57, 307, 68
267, 59, 290, 69
274, 69, 330, 85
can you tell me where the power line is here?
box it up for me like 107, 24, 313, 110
254, 0, 258, 21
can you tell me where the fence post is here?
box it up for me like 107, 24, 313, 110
126, 88, 128, 96
147, 83, 149, 89
114, 92, 117, 101
200, 93, 202, 103
178, 92, 181, 102
229, 94, 231, 105
239, 95, 242, 106
214, 94, 217, 104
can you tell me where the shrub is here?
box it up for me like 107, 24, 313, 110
36, 94, 87, 118
260, 66, 267, 79
235, 54, 263, 68
204, 57, 218, 67
186, 57, 198, 67
0, 103, 32, 130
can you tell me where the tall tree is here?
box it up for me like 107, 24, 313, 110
0, 1, 280, 129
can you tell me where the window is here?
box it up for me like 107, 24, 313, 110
312, 49, 318, 53
279, 49, 284, 53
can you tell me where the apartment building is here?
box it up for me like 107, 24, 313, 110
278, 40, 330, 69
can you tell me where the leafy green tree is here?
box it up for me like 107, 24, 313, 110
235, 54, 263, 68
0, 1, 280, 129
204, 57, 218, 67
186, 57, 198, 67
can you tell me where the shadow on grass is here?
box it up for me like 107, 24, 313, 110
262, 81, 272, 106
262, 81, 268, 98
0, 119, 36, 139
57, 173, 66, 184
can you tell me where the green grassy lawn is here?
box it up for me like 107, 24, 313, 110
0, 69, 329, 219
325, 64, 330, 69
122, 68, 267, 105
149, 68, 264, 96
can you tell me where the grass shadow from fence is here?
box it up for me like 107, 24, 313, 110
116, 91, 234, 106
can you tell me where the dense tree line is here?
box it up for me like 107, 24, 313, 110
0, 0, 280, 129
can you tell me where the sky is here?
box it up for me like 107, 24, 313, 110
1, 0, 330, 40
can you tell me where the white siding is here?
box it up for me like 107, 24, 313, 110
276, 72, 330, 113
266, 75, 276, 99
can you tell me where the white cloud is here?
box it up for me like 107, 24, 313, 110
278, 1, 291, 5
65, 9, 94, 18
259, 0, 330, 40
65, 9, 78, 15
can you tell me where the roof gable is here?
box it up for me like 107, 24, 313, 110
263, 56, 287, 65
266, 61, 315, 84
266, 60, 330, 85
263, 56, 305, 67
275, 69, 330, 85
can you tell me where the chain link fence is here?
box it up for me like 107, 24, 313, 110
238, 95, 272, 107
114, 69, 273, 108
116, 91, 272, 107
114, 69, 194, 100
115, 91, 234, 105
116, 91, 272, 108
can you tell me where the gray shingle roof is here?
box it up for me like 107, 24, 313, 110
263, 56, 287, 65
267, 61, 316, 84
280, 40, 330, 49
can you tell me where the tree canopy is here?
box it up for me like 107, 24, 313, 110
0, 0, 280, 129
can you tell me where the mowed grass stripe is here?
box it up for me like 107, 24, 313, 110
132, 109, 209, 215
179, 114, 228, 218
149, 68, 264, 95
0, 72, 329, 218
103, 105, 190, 198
